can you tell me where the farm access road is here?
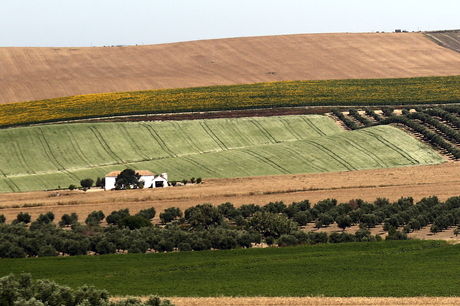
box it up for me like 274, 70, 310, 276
1, 162, 460, 225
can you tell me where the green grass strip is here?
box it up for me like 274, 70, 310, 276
2, 76, 460, 127
0, 240, 458, 297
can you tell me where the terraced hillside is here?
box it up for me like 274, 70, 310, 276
3, 32, 460, 104
0, 115, 444, 193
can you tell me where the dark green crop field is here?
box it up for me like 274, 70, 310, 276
1, 240, 458, 297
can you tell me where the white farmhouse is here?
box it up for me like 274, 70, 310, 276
104, 170, 168, 190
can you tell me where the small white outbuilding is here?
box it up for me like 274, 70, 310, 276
104, 170, 168, 190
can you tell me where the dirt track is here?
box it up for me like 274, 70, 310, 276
3, 32, 460, 104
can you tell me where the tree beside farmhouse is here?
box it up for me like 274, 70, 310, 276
104, 169, 168, 190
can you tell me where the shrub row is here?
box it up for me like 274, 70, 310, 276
3, 195, 460, 258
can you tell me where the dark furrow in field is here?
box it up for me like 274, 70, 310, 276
242, 149, 290, 174
64, 125, 95, 167
117, 124, 150, 161
0, 169, 20, 192
340, 137, 389, 168
199, 121, 228, 151
171, 121, 205, 154
6, 131, 34, 175
279, 118, 303, 140
181, 156, 219, 176
89, 126, 124, 164
307, 140, 357, 171
360, 130, 419, 165
219, 120, 254, 148
281, 145, 328, 172
301, 116, 326, 136
250, 120, 278, 143
140, 123, 177, 158
34, 127, 80, 181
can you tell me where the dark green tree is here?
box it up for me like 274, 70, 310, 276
336, 215, 353, 230
85, 210, 105, 226
160, 207, 182, 224
80, 178, 94, 189
14, 212, 31, 224
135, 207, 156, 220
106, 209, 130, 225
115, 169, 141, 189
118, 215, 152, 230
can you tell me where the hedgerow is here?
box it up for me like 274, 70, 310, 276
2, 195, 460, 258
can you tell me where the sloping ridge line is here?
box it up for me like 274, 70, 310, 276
2, 32, 460, 104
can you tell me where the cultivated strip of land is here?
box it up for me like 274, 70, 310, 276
2, 32, 460, 104
0, 116, 444, 193
2, 76, 460, 127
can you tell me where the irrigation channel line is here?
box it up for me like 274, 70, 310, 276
180, 156, 219, 176
6, 130, 35, 175
6, 130, 51, 189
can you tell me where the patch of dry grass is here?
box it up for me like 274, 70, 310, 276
166, 297, 460, 306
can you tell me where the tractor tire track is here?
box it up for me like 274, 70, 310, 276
64, 125, 95, 167
141, 123, 177, 158
35, 127, 80, 181
250, 119, 278, 143
340, 137, 389, 168
280, 118, 303, 140
89, 126, 124, 164
361, 130, 419, 165
200, 121, 228, 151
117, 124, 150, 161
0, 169, 20, 192
301, 116, 327, 136
242, 149, 290, 174
307, 140, 358, 171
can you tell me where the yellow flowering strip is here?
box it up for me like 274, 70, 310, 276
1, 76, 460, 127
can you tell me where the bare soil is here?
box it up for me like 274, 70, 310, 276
3, 33, 460, 104
166, 297, 460, 306
2, 162, 460, 240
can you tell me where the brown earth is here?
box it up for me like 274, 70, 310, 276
1, 161, 460, 241
3, 32, 460, 104
166, 297, 460, 306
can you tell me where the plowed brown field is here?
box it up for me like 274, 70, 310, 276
3, 32, 460, 104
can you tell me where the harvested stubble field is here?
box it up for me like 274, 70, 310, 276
2, 162, 460, 241
167, 297, 460, 306
2, 32, 460, 104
